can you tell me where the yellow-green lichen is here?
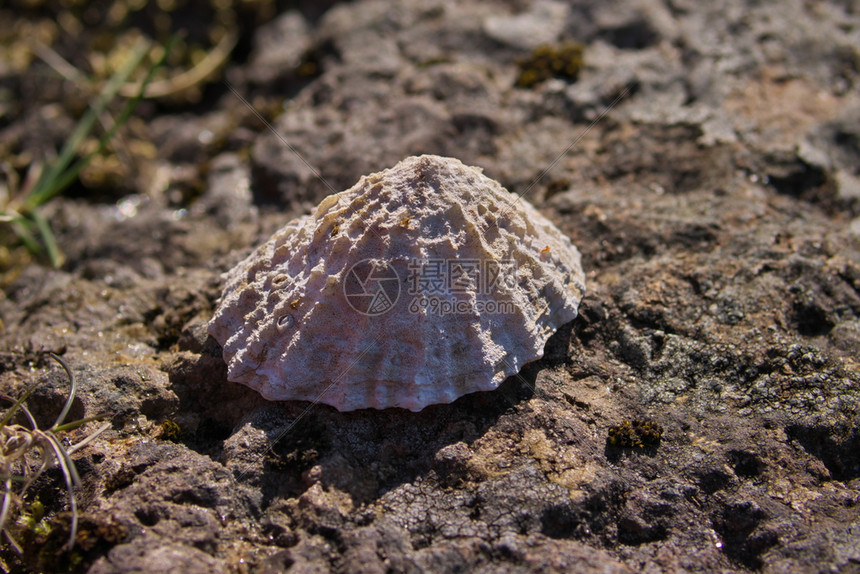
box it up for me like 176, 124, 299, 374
158, 419, 182, 442
607, 419, 664, 448
516, 42, 584, 89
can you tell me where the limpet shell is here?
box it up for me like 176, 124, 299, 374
208, 155, 585, 411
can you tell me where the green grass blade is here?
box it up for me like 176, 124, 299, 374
31, 210, 63, 267
10, 35, 179, 266
42, 433, 80, 551
8, 217, 41, 255
47, 352, 76, 428
24, 36, 151, 210
0, 475, 28, 484
43, 35, 179, 204
51, 414, 106, 433
0, 386, 37, 428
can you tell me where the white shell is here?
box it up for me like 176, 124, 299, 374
208, 155, 585, 411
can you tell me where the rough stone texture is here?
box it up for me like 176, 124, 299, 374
1, 0, 860, 572
209, 155, 585, 411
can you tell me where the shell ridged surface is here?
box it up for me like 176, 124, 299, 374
208, 155, 585, 411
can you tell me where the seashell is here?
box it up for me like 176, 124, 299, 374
208, 155, 585, 411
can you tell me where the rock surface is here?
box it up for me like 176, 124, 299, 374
209, 155, 585, 411
1, 0, 859, 572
